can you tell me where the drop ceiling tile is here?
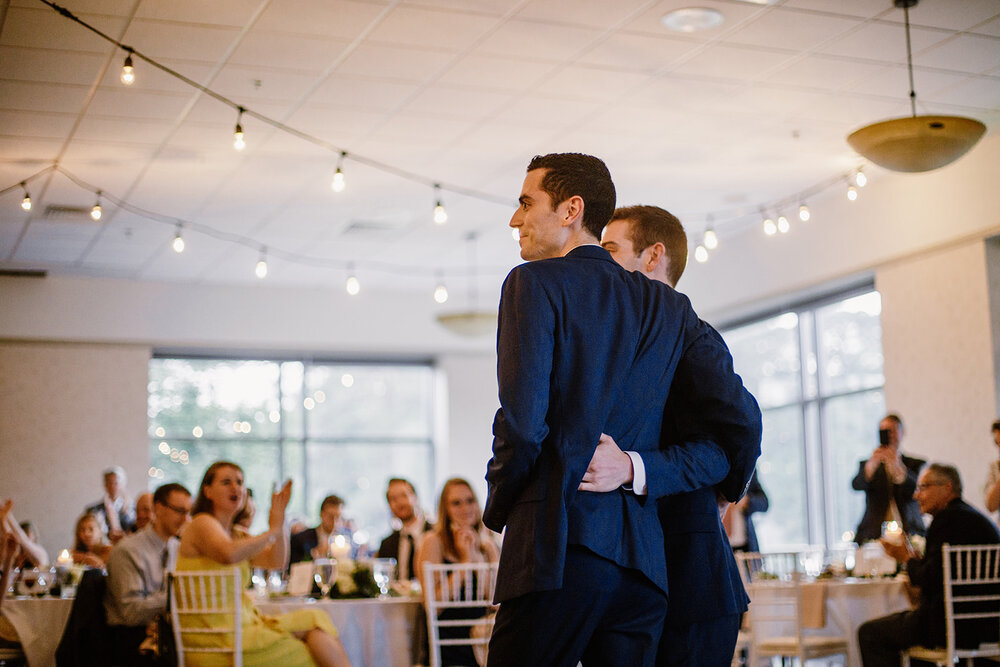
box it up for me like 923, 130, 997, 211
538, 65, 651, 101
726, 84, 827, 117
0, 5, 112, 52
724, 8, 860, 51
627, 75, 745, 112
815, 23, 950, 63
578, 32, 699, 73
367, 5, 505, 51
848, 67, 977, 104
308, 76, 421, 110
134, 0, 262, 27
256, 0, 395, 39
671, 43, 796, 81
0, 109, 78, 140
623, 1, 768, 38
932, 75, 1000, 110
765, 55, 889, 91
124, 20, 244, 62
228, 31, 351, 72
404, 85, 512, 119
438, 54, 551, 95
86, 88, 192, 122
337, 43, 456, 83
917, 34, 1000, 74
904, 1, 1000, 32
0, 80, 90, 114
474, 19, 602, 62
779, 0, 888, 20
973, 16, 1000, 38
513, 0, 654, 31
0, 46, 106, 86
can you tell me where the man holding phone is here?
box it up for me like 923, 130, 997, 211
851, 413, 926, 543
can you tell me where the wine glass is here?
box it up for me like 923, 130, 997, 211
18, 567, 39, 597
372, 558, 396, 598
313, 559, 336, 598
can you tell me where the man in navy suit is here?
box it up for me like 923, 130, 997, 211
592, 205, 761, 666
484, 155, 760, 666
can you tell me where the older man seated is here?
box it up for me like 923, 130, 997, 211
858, 463, 1000, 667
104, 483, 192, 664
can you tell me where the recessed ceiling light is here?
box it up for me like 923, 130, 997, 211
661, 7, 725, 33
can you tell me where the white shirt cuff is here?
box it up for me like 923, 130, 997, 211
624, 451, 647, 496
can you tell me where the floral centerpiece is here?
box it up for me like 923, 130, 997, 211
328, 558, 378, 599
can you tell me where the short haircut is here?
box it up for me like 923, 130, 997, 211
992, 419, 1000, 433
103, 465, 127, 485
153, 483, 190, 506
610, 205, 688, 286
883, 413, 904, 433
387, 478, 416, 496
526, 153, 616, 240
925, 463, 962, 496
320, 495, 344, 512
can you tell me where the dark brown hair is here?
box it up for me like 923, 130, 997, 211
527, 153, 616, 241
191, 460, 243, 517
610, 205, 688, 287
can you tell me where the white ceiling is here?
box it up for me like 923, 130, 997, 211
1, 0, 998, 299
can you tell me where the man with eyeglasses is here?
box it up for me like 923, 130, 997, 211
858, 463, 1000, 667
105, 482, 192, 664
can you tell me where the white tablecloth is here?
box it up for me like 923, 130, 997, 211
258, 596, 423, 667
1, 597, 74, 667
751, 577, 912, 667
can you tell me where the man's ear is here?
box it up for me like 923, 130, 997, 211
645, 242, 666, 274
561, 195, 584, 227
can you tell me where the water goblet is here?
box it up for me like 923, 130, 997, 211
371, 558, 396, 598
313, 558, 336, 598
17, 567, 39, 597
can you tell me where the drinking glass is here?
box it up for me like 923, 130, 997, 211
313, 559, 336, 598
251, 568, 267, 597
372, 558, 396, 598
17, 567, 39, 597
266, 569, 285, 595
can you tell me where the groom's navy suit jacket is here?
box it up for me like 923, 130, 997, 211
483, 245, 759, 604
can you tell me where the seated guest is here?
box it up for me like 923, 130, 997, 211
176, 461, 350, 667
415, 478, 499, 667
132, 492, 154, 533
982, 419, 1000, 515
235, 488, 255, 531
1, 500, 49, 647
14, 521, 48, 570
377, 478, 433, 581
858, 463, 1000, 667
104, 483, 192, 665
73, 512, 113, 567
290, 495, 356, 565
86, 465, 136, 542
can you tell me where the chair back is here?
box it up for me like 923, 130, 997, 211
169, 568, 243, 667
54, 567, 111, 667
942, 544, 1000, 661
423, 561, 499, 667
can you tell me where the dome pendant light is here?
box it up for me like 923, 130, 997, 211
846, 0, 984, 173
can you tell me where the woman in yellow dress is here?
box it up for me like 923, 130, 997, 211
176, 460, 351, 667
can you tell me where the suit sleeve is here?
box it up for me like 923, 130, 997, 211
645, 322, 762, 503
483, 268, 555, 532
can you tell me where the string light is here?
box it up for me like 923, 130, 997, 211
90, 191, 102, 220
854, 168, 867, 188
847, 184, 858, 201
331, 152, 346, 193
703, 226, 718, 251
433, 281, 449, 304
433, 184, 447, 225
762, 214, 777, 236
777, 215, 790, 234
346, 271, 360, 296
255, 249, 268, 278
20, 183, 31, 211
694, 244, 709, 263
171, 224, 185, 253
233, 107, 246, 151
798, 203, 811, 222
120, 49, 135, 86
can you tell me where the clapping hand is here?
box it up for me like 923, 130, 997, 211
269, 480, 292, 531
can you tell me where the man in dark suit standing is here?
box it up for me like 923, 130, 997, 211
591, 205, 762, 666
484, 155, 760, 667
376, 478, 432, 582
852, 413, 926, 543
858, 463, 1000, 666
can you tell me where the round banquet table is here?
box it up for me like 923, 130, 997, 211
750, 576, 913, 667
257, 596, 423, 667
1, 596, 74, 667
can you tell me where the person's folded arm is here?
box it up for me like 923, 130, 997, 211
483, 269, 554, 532
106, 548, 165, 627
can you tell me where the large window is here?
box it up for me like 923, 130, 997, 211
722, 289, 885, 549
147, 357, 437, 549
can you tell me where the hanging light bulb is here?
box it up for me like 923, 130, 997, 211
854, 168, 867, 188
331, 152, 346, 192
90, 192, 103, 221
777, 215, 790, 234
346, 274, 360, 296
433, 185, 447, 224
19, 183, 31, 211
847, 185, 858, 201
433, 283, 449, 304
233, 107, 246, 151
763, 216, 776, 236
255, 249, 268, 279
120, 51, 135, 86
798, 203, 811, 222
171, 225, 185, 253
703, 227, 718, 251
694, 244, 709, 263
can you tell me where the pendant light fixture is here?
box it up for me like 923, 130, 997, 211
846, 0, 985, 173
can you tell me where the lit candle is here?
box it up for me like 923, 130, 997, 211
329, 534, 351, 561
882, 521, 904, 545
57, 549, 73, 567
